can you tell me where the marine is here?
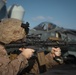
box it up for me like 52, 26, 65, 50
0, 18, 63, 75
0, 18, 35, 75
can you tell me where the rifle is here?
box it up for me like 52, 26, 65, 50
5, 36, 76, 72
5, 37, 76, 54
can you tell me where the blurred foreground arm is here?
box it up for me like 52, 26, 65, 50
0, 44, 35, 75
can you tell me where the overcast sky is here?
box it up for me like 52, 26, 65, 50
6, 0, 76, 29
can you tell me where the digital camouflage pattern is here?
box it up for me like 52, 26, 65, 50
0, 18, 26, 44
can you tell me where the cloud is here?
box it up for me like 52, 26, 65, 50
32, 16, 45, 21
47, 16, 53, 20
32, 16, 53, 21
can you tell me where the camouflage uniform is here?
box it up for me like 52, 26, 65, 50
30, 53, 59, 75
0, 50, 62, 75
0, 18, 28, 75
0, 46, 28, 75
0, 18, 26, 44
0, 18, 63, 75
22, 52, 63, 75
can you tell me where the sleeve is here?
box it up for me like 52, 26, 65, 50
29, 60, 39, 75
45, 53, 63, 70
0, 53, 28, 75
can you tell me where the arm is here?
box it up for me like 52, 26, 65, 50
24, 47, 63, 74
45, 47, 63, 69
0, 53, 28, 75
0, 45, 34, 75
